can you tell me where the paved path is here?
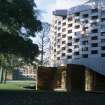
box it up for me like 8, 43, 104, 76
0, 90, 105, 105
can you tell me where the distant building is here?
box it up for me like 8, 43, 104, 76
13, 65, 36, 80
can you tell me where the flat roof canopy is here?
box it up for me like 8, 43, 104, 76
53, 10, 67, 16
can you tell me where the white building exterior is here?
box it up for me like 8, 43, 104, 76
50, 0, 105, 75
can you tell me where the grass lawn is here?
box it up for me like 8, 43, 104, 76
0, 81, 35, 90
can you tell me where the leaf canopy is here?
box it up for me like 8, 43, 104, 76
0, 0, 42, 36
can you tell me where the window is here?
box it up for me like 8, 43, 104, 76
63, 16, 66, 20
101, 39, 105, 43
62, 41, 65, 44
91, 16, 98, 20
68, 36, 72, 40
101, 25, 105, 29
58, 27, 61, 30
75, 25, 80, 29
101, 32, 105, 36
75, 19, 80, 23
57, 39, 60, 42
91, 50, 98, 54
101, 11, 105, 15
68, 49, 72, 52
57, 57, 60, 60
74, 45, 79, 48
101, 46, 105, 50
57, 51, 60, 54
54, 49, 56, 52
55, 26, 57, 29
62, 47, 66, 50
67, 56, 72, 59
91, 43, 98, 47
82, 27, 88, 32
62, 22, 66, 26
101, 53, 105, 57
62, 34, 66, 38
82, 40, 88, 45
83, 20, 88, 24
101, 18, 105, 22
74, 38, 79, 42
82, 47, 88, 51
74, 52, 79, 55
62, 53, 65, 57
82, 54, 88, 58
57, 45, 60, 48
55, 20, 57, 23
91, 29, 98, 33
68, 43, 72, 46
75, 31, 80, 36
68, 30, 72, 33
58, 21, 61, 25
83, 14, 89, 18
68, 24, 72, 27
91, 36, 98, 40
58, 33, 61, 37
68, 17, 73, 21
75, 12, 80, 16
91, 22, 98, 27
91, 8, 98, 13
62, 28, 66, 32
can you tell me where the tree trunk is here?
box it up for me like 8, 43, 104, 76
41, 37, 44, 66
0, 66, 3, 84
4, 69, 7, 84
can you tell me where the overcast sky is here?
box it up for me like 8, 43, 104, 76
35, 0, 87, 23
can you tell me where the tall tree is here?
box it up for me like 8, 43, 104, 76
0, 30, 39, 60
0, 0, 42, 60
0, 0, 42, 83
37, 22, 50, 66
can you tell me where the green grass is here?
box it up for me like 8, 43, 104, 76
0, 81, 35, 90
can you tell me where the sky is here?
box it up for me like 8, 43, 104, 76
35, 0, 87, 23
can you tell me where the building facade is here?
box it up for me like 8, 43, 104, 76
13, 65, 36, 80
50, 0, 105, 76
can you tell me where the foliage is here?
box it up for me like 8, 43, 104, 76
0, 0, 42, 37
0, 0, 42, 83
0, 0, 42, 61
0, 30, 39, 61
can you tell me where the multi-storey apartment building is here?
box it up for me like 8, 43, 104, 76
50, 0, 105, 76
13, 65, 36, 80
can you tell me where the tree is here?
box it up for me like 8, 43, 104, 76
0, 0, 42, 37
0, 0, 42, 83
0, 53, 23, 83
0, 0, 42, 60
0, 53, 32, 83
0, 30, 41, 83
0, 30, 39, 60
37, 22, 50, 66
0, 0, 42, 59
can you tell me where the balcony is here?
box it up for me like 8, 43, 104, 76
90, 19, 100, 23
90, 12, 99, 16
101, 11, 105, 18
91, 8, 99, 16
